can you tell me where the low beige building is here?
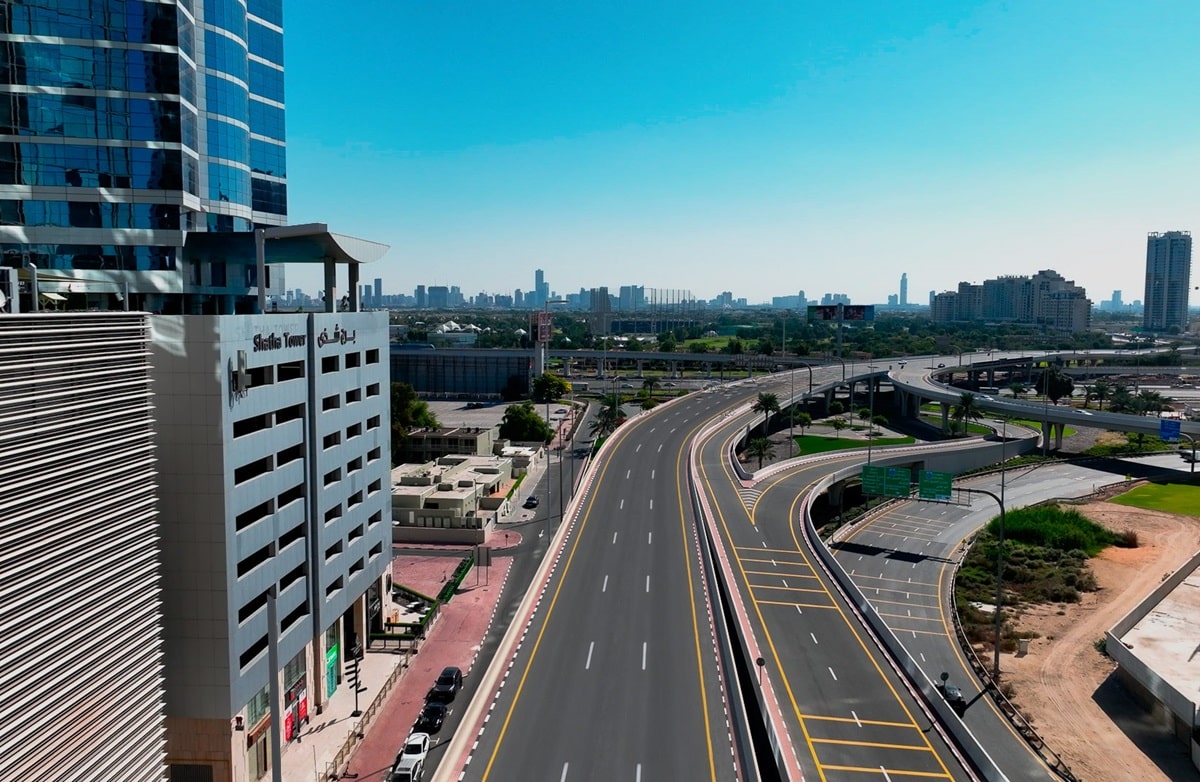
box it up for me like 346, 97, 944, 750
391, 455, 515, 543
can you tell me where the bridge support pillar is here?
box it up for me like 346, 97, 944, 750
671, 360, 679, 379
636, 359, 644, 378
705, 362, 713, 379
1054, 422, 1065, 451
987, 368, 995, 386
1042, 420, 1052, 453
940, 402, 951, 433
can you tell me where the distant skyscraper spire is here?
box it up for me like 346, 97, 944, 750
899, 273, 908, 306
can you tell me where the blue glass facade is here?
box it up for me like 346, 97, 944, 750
0, 0, 287, 302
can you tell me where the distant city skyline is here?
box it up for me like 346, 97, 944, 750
282, 2, 1199, 307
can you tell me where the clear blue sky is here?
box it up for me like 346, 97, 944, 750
282, 1, 1199, 306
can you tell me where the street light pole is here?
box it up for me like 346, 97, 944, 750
866, 364, 878, 464
961, 488, 1007, 681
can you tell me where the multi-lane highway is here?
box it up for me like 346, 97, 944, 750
459, 390, 752, 781
446, 349, 1189, 781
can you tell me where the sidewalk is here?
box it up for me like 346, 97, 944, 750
280, 529, 518, 782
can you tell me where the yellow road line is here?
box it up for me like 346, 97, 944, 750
818, 764, 952, 779
811, 737, 938, 753
802, 714, 915, 728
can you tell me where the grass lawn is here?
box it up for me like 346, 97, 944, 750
1110, 483, 1200, 515
795, 434, 915, 455
1008, 418, 1076, 437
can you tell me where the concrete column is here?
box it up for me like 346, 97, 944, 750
1042, 420, 1052, 452
987, 368, 995, 386
1054, 422, 1065, 450
940, 401, 950, 433
348, 262, 361, 312
637, 359, 644, 377
323, 260, 337, 313
671, 360, 679, 379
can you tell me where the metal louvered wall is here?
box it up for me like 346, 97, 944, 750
0, 313, 167, 781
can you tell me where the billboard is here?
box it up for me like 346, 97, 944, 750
531, 311, 553, 343
806, 304, 875, 322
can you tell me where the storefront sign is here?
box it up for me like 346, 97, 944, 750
252, 331, 307, 352
317, 324, 357, 347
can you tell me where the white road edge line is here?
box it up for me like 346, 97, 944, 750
585, 641, 594, 670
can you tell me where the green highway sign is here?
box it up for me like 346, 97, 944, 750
918, 470, 955, 501
861, 465, 910, 498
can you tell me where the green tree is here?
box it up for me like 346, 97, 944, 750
745, 437, 776, 469
757, 338, 775, 356
689, 341, 711, 354
725, 338, 745, 355
531, 372, 570, 404
752, 392, 780, 434
856, 407, 872, 425
828, 400, 845, 417
794, 411, 813, 436
658, 333, 677, 352
589, 394, 623, 439
499, 401, 554, 443
642, 376, 661, 400
1091, 380, 1111, 411
390, 382, 439, 465
830, 417, 847, 439
1007, 382, 1026, 400
950, 392, 983, 436
1036, 368, 1075, 405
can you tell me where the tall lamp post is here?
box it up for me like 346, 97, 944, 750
866, 364, 878, 464
540, 299, 567, 537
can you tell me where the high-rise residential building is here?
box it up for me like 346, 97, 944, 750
899, 273, 908, 306
1144, 231, 1192, 332
428, 285, 450, 309
0, 313, 167, 781
533, 269, 546, 308
373, 278, 383, 306
0, 0, 291, 313
415, 285, 427, 308
931, 269, 1090, 331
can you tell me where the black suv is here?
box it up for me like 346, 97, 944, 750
428, 666, 463, 702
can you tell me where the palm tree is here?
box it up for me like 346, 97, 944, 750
588, 394, 623, 438
830, 417, 847, 439
1092, 380, 1110, 411
950, 392, 982, 436
751, 392, 780, 435
1007, 382, 1026, 400
745, 437, 776, 469
641, 376, 661, 400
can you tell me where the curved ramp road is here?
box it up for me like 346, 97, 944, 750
695, 397, 978, 782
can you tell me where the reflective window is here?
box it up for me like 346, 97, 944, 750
0, 243, 177, 271
247, 21, 283, 64
4, 1, 179, 45
249, 138, 285, 177
203, 0, 247, 39
248, 99, 284, 143
0, 200, 180, 229
0, 43, 180, 94
251, 178, 286, 215
205, 74, 249, 123
205, 29, 249, 82
207, 160, 251, 205
180, 62, 197, 104
0, 94, 183, 143
249, 61, 284, 103
178, 14, 195, 58
0, 142, 182, 190
206, 213, 251, 232
207, 117, 249, 163
248, 0, 283, 28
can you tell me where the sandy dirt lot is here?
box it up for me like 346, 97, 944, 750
996, 496, 1200, 782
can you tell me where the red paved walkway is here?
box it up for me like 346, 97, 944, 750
342, 534, 517, 781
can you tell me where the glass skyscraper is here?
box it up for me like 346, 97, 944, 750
0, 0, 287, 311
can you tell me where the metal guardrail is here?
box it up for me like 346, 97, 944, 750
319, 646, 414, 781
